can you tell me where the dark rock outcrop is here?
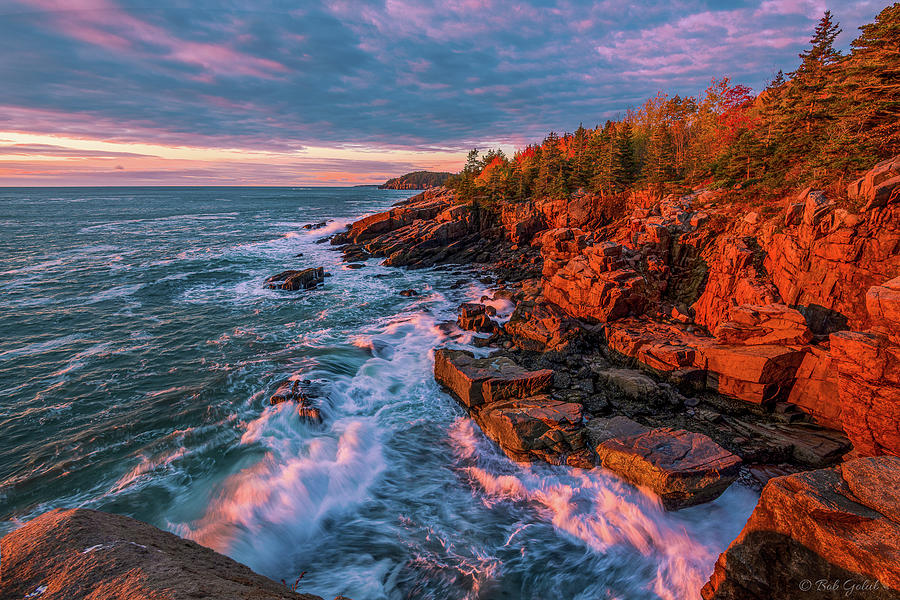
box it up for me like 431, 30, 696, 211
0, 508, 324, 600
265, 267, 325, 291
457, 303, 499, 334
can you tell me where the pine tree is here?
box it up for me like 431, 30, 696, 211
535, 132, 568, 198
840, 3, 900, 161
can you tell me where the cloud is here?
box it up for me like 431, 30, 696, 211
0, 0, 887, 184
0, 143, 154, 158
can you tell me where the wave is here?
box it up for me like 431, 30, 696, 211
448, 418, 757, 600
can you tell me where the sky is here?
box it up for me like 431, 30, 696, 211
0, 0, 887, 186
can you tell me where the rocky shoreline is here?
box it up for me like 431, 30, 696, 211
2, 161, 897, 598
327, 157, 900, 596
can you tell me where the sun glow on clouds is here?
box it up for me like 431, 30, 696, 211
0, 132, 465, 186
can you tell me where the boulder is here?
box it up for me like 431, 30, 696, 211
595, 428, 741, 510
399, 289, 418, 297
265, 267, 325, 291
473, 395, 586, 464
298, 405, 323, 424
270, 380, 308, 405
0, 508, 322, 600
594, 369, 662, 401
504, 300, 579, 352
847, 155, 900, 210
713, 304, 812, 346
702, 457, 900, 600
457, 303, 498, 334
433, 349, 553, 408
606, 318, 710, 373
698, 344, 806, 405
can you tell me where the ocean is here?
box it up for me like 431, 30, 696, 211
0, 187, 757, 600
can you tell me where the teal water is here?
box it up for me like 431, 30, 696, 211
0, 187, 757, 600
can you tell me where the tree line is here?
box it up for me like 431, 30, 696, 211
448, 4, 899, 205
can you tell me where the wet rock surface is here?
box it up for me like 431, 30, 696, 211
0, 508, 324, 600
265, 267, 325, 291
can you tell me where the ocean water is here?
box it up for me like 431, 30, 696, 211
0, 187, 758, 600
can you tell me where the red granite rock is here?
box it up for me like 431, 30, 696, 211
847, 155, 900, 209
866, 275, 900, 342
473, 395, 586, 464
457, 303, 498, 334
692, 237, 779, 333
786, 345, 843, 429
830, 330, 900, 457
433, 349, 553, 408
504, 299, 578, 352
713, 303, 812, 346
596, 428, 742, 510
702, 456, 900, 600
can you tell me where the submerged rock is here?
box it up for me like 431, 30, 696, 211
0, 508, 323, 600
702, 456, 900, 599
595, 427, 741, 510
265, 267, 325, 291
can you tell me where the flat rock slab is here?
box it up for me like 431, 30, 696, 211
703, 456, 900, 599
698, 344, 806, 384
0, 509, 321, 600
585, 415, 649, 448
474, 395, 586, 464
723, 417, 851, 467
714, 303, 813, 346
596, 428, 742, 510
434, 348, 553, 408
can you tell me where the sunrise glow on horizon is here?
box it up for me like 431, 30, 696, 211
0, 0, 886, 185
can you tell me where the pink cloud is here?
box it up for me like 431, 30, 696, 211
19, 0, 287, 78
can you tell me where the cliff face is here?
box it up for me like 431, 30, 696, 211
0, 509, 325, 600
491, 160, 900, 460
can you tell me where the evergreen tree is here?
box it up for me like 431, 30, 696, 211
841, 3, 900, 161
535, 132, 568, 198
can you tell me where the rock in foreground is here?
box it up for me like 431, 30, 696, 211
0, 508, 323, 600
595, 428, 742, 510
702, 456, 900, 599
